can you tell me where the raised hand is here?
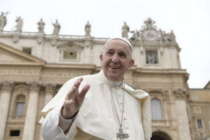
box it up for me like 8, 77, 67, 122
61, 78, 90, 119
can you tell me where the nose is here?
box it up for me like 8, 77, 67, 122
111, 54, 119, 63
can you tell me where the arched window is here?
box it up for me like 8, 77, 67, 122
14, 95, 25, 117
151, 98, 163, 120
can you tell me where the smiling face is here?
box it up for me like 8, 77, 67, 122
100, 39, 134, 82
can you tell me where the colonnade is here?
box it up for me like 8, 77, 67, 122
0, 81, 56, 140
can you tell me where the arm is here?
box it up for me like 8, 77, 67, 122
59, 107, 78, 133
41, 78, 90, 140
41, 104, 78, 140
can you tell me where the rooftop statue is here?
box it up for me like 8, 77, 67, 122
130, 30, 140, 42
85, 21, 91, 36
37, 18, 45, 34
14, 17, 23, 32
0, 12, 8, 32
52, 20, 60, 35
144, 18, 156, 29
159, 29, 176, 42
170, 30, 176, 40
122, 22, 130, 38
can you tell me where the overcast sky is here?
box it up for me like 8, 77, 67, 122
1, 0, 210, 88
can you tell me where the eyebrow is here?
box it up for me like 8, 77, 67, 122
104, 46, 133, 58
106, 49, 127, 55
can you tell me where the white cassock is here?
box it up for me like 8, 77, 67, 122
40, 70, 151, 140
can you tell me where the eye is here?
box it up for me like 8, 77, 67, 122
119, 52, 126, 58
107, 50, 114, 56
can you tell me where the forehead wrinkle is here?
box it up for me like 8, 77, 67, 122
107, 48, 126, 54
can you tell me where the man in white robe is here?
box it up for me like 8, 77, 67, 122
40, 38, 151, 140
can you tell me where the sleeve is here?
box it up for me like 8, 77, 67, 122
59, 109, 77, 132
41, 104, 78, 140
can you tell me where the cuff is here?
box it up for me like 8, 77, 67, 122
59, 108, 78, 132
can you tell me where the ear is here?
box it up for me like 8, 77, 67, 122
128, 59, 134, 70
100, 54, 103, 61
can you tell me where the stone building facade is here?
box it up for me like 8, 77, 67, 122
0, 17, 209, 140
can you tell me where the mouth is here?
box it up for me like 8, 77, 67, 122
109, 65, 121, 69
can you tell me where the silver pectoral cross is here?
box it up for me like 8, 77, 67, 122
117, 128, 129, 140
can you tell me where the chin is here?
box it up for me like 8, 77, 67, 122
107, 74, 122, 81
104, 68, 123, 81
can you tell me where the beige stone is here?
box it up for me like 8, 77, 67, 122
0, 18, 209, 140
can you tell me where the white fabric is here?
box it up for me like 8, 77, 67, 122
59, 108, 76, 132
40, 70, 151, 140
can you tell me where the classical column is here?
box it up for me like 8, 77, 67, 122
168, 89, 177, 126
39, 84, 55, 140
174, 89, 192, 140
0, 81, 13, 140
162, 92, 169, 123
44, 84, 55, 105
22, 82, 40, 140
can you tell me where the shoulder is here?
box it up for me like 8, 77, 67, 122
124, 84, 150, 98
125, 84, 148, 93
124, 84, 134, 91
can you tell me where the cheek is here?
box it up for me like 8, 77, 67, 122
103, 57, 111, 64
101, 59, 108, 69
122, 60, 129, 66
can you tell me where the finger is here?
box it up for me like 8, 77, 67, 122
66, 86, 76, 99
78, 84, 90, 99
66, 78, 83, 99
73, 78, 83, 90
